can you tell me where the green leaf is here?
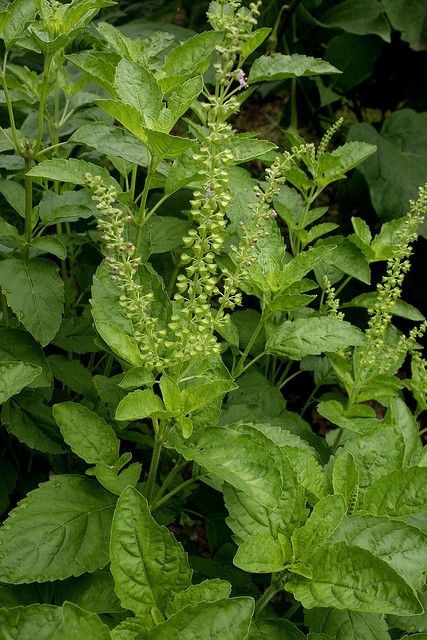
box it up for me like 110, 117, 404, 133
387, 399, 420, 466
94, 460, 142, 496
388, 591, 427, 634
1, 0, 37, 48
158, 31, 224, 91
70, 123, 151, 167
0, 604, 62, 640
115, 59, 163, 124
321, 141, 377, 178
315, 237, 371, 284
305, 608, 391, 640
321, 0, 391, 41
0, 475, 116, 583
240, 27, 271, 62
53, 402, 119, 465
292, 495, 346, 560
381, 0, 427, 51
28, 159, 121, 191
119, 367, 155, 390
56, 602, 112, 640
95, 321, 144, 368
38, 190, 93, 226
333, 452, 359, 508
3, 391, 65, 454
148, 217, 191, 254
248, 53, 340, 83
59, 0, 115, 32
344, 293, 425, 321
234, 533, 289, 573
0, 258, 64, 346
224, 451, 306, 544
91, 262, 145, 367
30, 236, 67, 261
143, 128, 197, 159
287, 542, 421, 614
165, 579, 232, 617
0, 178, 25, 217
249, 617, 306, 640
141, 598, 254, 640
0, 361, 41, 404
115, 389, 165, 421
340, 422, 406, 491
110, 486, 192, 616
280, 245, 335, 288
55, 571, 122, 614
362, 467, 427, 518
332, 515, 427, 589
157, 76, 203, 132
169, 424, 284, 509
266, 317, 364, 360
348, 110, 427, 221
47, 355, 95, 398
324, 34, 383, 93
317, 400, 378, 435
66, 51, 120, 92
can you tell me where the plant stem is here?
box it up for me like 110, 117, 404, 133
152, 458, 187, 503
151, 475, 202, 512
278, 369, 302, 390
24, 157, 33, 258
36, 55, 52, 151
2, 51, 21, 151
135, 157, 156, 254
284, 600, 301, 619
255, 583, 281, 616
233, 314, 265, 377
0, 289, 9, 326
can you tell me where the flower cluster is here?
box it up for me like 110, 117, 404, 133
362, 185, 427, 369
317, 117, 344, 156
85, 173, 165, 370
161, 0, 264, 365
217, 153, 293, 317
322, 276, 344, 320
208, 0, 262, 86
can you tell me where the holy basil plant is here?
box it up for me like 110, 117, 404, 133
0, 0, 426, 638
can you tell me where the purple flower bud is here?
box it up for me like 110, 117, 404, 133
205, 187, 214, 198
111, 275, 117, 282
237, 69, 247, 88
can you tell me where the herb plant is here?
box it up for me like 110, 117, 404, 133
0, 0, 426, 638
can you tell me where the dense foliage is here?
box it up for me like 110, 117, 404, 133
0, 0, 426, 638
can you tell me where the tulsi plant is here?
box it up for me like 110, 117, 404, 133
0, 0, 426, 638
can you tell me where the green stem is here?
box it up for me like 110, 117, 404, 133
2, 51, 21, 151
331, 427, 344, 453
233, 314, 266, 377
135, 157, 156, 254
103, 353, 114, 378
146, 419, 164, 504
278, 369, 302, 391
36, 56, 52, 151
284, 600, 301, 619
152, 458, 187, 503
151, 475, 202, 512
167, 259, 180, 297
0, 289, 10, 326
255, 583, 281, 616
289, 77, 298, 131
24, 157, 33, 258
335, 275, 352, 297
